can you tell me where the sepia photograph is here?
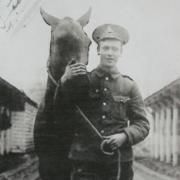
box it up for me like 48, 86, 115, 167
0, 0, 180, 179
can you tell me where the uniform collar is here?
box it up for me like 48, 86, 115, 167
94, 66, 121, 79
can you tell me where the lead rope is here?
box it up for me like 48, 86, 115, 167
117, 150, 121, 180
75, 105, 121, 180
47, 65, 121, 180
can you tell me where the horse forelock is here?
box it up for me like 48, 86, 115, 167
64, 17, 73, 22
53, 18, 89, 42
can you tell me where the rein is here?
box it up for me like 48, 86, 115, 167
46, 61, 114, 156
46, 62, 121, 180
47, 60, 60, 87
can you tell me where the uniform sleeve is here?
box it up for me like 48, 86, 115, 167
123, 82, 150, 146
59, 74, 90, 102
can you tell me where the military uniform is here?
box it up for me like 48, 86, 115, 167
68, 24, 149, 180
68, 66, 149, 180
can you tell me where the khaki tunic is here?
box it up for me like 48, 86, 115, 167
69, 66, 150, 163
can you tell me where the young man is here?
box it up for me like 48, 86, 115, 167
61, 24, 149, 180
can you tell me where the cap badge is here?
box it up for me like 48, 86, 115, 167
106, 26, 114, 34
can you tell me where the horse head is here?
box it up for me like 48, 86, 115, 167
40, 8, 92, 81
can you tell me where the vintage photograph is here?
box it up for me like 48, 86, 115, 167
0, 0, 180, 179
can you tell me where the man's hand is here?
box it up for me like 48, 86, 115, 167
61, 63, 87, 84
103, 133, 127, 151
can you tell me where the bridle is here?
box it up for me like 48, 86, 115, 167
47, 60, 60, 87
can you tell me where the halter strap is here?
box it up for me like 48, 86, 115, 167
47, 60, 59, 87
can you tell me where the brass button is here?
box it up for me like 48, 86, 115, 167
104, 88, 107, 91
102, 115, 106, 119
100, 130, 105, 134
74, 133, 78, 137
102, 102, 107, 106
105, 77, 109, 81
77, 168, 82, 172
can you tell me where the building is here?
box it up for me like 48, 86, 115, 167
145, 78, 180, 166
0, 0, 45, 155
0, 77, 37, 154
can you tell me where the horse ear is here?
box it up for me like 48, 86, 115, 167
77, 7, 92, 27
40, 8, 60, 27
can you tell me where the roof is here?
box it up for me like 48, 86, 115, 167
0, 77, 37, 110
145, 77, 180, 106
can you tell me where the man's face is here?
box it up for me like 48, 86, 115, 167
98, 39, 122, 68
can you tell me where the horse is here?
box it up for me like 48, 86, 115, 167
34, 8, 92, 180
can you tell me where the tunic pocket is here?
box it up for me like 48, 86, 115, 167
112, 95, 130, 120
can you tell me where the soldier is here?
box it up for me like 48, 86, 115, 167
61, 24, 150, 180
